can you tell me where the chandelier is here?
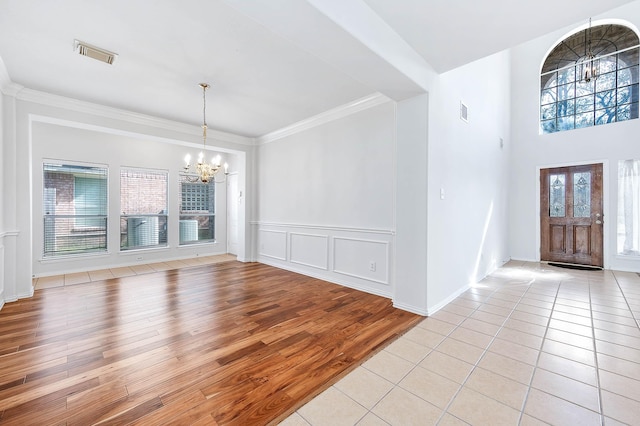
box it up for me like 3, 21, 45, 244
579, 18, 599, 83
183, 83, 228, 183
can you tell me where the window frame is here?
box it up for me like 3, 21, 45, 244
540, 24, 640, 134
119, 167, 169, 251
178, 176, 216, 246
42, 161, 109, 258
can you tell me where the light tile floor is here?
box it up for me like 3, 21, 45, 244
32, 253, 237, 290
281, 260, 640, 426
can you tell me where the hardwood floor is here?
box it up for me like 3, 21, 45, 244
0, 261, 421, 425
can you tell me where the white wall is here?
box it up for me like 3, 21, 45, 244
510, 2, 640, 272
426, 50, 512, 312
1, 90, 21, 303
0, 92, 5, 307
255, 99, 397, 297
395, 94, 429, 314
0, 88, 255, 303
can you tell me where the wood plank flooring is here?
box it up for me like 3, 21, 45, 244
0, 261, 422, 425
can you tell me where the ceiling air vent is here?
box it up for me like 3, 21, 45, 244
74, 40, 117, 65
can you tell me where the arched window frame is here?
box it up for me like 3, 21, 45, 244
540, 20, 640, 134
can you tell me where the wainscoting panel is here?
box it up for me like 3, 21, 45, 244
289, 232, 329, 270
258, 229, 287, 261
333, 237, 389, 284
255, 222, 393, 299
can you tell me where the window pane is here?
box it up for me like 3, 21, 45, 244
576, 79, 595, 97
617, 103, 632, 121
179, 177, 216, 245
120, 169, 168, 251
595, 108, 615, 125
631, 101, 639, 119
627, 82, 640, 103
557, 100, 575, 117
541, 103, 556, 120
541, 119, 556, 134
576, 112, 594, 128
575, 95, 594, 113
618, 66, 638, 86
43, 163, 108, 257
618, 48, 639, 71
595, 89, 616, 110
541, 88, 556, 105
557, 116, 575, 131
574, 172, 591, 218
596, 72, 617, 92
617, 159, 640, 256
557, 83, 575, 100
617, 86, 632, 105
541, 72, 557, 90
617, 102, 639, 121
550, 174, 566, 217
600, 57, 617, 74
557, 68, 575, 84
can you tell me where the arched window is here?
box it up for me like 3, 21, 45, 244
540, 22, 639, 134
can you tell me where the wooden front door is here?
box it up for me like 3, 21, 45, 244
540, 163, 603, 267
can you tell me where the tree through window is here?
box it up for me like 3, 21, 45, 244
540, 23, 639, 133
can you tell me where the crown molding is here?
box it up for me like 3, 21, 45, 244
0, 56, 14, 95
257, 92, 391, 145
14, 87, 255, 146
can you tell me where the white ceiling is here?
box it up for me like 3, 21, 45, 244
0, 0, 636, 138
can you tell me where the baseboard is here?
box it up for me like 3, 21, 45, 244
425, 283, 470, 316
258, 257, 392, 300
392, 301, 428, 316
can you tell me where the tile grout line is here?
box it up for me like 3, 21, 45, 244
430, 272, 542, 424
588, 276, 605, 426
513, 279, 560, 425
354, 279, 509, 425
611, 270, 640, 333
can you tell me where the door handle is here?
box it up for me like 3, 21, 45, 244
595, 213, 603, 225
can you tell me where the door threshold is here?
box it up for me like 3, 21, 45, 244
546, 262, 603, 271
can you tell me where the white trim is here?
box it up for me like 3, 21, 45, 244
253, 221, 394, 235
259, 256, 391, 299
0, 231, 19, 238
257, 93, 391, 144
33, 249, 228, 278
18, 88, 254, 146
30, 114, 245, 154
0, 56, 12, 94
425, 283, 470, 316
393, 301, 428, 316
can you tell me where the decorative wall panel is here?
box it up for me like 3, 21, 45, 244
290, 232, 329, 270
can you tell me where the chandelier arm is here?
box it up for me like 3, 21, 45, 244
182, 174, 200, 183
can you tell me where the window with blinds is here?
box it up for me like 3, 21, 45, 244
43, 162, 108, 257
179, 178, 215, 245
120, 168, 168, 250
